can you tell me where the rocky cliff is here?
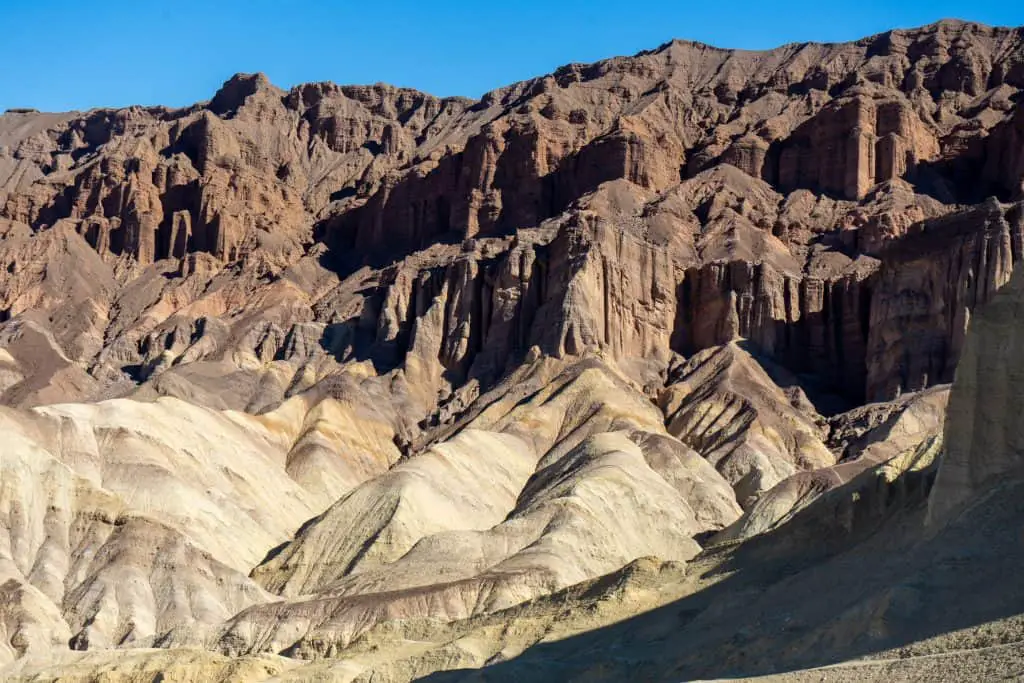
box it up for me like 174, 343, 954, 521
1, 18, 1024, 683
1, 22, 1022, 416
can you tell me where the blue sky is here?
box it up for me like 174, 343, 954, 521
1, 0, 1022, 112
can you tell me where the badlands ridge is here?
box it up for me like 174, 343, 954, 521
0, 18, 1023, 681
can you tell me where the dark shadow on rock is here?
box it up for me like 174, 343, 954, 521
420, 469, 1024, 682
736, 338, 853, 416
674, 261, 873, 406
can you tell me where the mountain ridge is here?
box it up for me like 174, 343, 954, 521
9, 19, 1023, 117
1, 18, 1024, 681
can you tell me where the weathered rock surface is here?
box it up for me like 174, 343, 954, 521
225, 357, 733, 658
0, 384, 411, 664
0, 21, 1023, 413
929, 261, 1024, 525
3, 17, 1024, 683
659, 342, 834, 508
716, 384, 948, 542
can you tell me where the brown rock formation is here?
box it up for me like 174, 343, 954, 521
929, 258, 1024, 525
2, 18, 1024, 683
0, 22, 1022, 409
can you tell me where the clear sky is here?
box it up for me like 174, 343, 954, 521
1, 0, 1022, 112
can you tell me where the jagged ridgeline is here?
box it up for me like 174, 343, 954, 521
0, 19, 1023, 683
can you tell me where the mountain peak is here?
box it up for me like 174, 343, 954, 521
208, 72, 277, 116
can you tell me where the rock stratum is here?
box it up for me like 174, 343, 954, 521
1, 18, 1024, 682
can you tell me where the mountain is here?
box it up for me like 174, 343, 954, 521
0, 18, 1023, 681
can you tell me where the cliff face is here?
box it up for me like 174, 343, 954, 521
1, 76, 468, 265
2, 21, 1022, 414
929, 256, 1024, 526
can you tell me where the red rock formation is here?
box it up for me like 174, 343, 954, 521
0, 20, 1022, 413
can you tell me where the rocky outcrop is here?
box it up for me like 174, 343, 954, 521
675, 259, 876, 400
0, 393, 375, 659
865, 199, 1022, 401
765, 93, 939, 200
0, 77, 468, 267
929, 258, 1024, 525
3, 19, 1024, 682
225, 357, 736, 657
717, 384, 948, 542
659, 343, 834, 508
0, 22, 1022, 410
